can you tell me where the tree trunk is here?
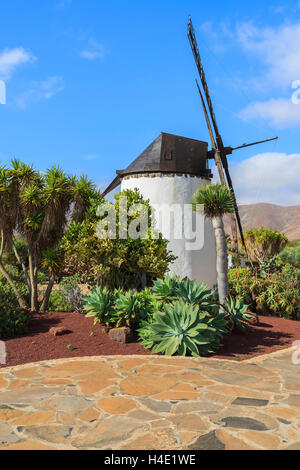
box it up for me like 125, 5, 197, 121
212, 215, 229, 308
28, 253, 38, 312
0, 260, 27, 308
40, 275, 55, 313
8, 235, 31, 295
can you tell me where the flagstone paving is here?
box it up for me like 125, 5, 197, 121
0, 348, 300, 450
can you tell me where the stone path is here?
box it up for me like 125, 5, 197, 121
0, 348, 300, 450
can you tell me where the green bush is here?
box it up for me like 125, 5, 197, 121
243, 227, 287, 264
174, 278, 217, 311
151, 274, 179, 302
62, 188, 176, 290
0, 281, 19, 312
83, 287, 115, 325
0, 280, 29, 312
48, 290, 73, 312
58, 277, 85, 314
112, 289, 157, 328
228, 265, 300, 319
279, 247, 300, 269
224, 297, 254, 332
138, 300, 227, 357
0, 309, 32, 339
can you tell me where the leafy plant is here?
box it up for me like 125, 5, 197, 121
140, 300, 223, 357
151, 274, 179, 302
137, 316, 156, 350
175, 278, 217, 311
229, 265, 300, 319
83, 287, 115, 325
62, 188, 176, 290
224, 297, 254, 332
279, 247, 300, 269
48, 290, 73, 312
0, 309, 32, 339
243, 227, 288, 264
58, 277, 84, 314
112, 290, 154, 328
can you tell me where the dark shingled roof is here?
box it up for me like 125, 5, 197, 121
117, 132, 210, 177
101, 133, 211, 197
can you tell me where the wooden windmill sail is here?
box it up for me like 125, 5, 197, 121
187, 16, 278, 255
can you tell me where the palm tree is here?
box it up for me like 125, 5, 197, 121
192, 183, 235, 306
0, 159, 101, 312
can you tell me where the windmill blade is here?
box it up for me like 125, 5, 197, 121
187, 17, 223, 148
188, 16, 246, 253
195, 79, 216, 149
195, 79, 226, 185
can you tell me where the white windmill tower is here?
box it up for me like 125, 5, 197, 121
102, 132, 217, 288
102, 16, 277, 289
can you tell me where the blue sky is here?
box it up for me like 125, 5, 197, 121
1, 0, 300, 205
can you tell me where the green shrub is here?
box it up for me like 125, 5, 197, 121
62, 189, 176, 290
138, 300, 227, 357
175, 278, 217, 311
0, 280, 29, 313
243, 227, 287, 264
224, 297, 254, 332
37, 271, 47, 283
112, 289, 157, 328
151, 274, 179, 302
279, 247, 300, 269
84, 287, 115, 325
0, 309, 32, 339
228, 266, 300, 319
58, 277, 85, 314
228, 268, 253, 306
48, 290, 73, 312
0, 281, 19, 312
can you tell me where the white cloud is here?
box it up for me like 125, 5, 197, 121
16, 76, 64, 108
239, 98, 300, 128
0, 47, 36, 81
236, 22, 300, 89
80, 40, 107, 60
221, 152, 300, 205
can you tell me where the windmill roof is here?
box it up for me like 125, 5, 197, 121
116, 132, 210, 177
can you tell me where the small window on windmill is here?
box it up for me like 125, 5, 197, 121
164, 150, 173, 160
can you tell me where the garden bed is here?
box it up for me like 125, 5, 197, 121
1, 312, 300, 367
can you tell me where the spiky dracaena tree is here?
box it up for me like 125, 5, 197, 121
0, 160, 101, 312
192, 183, 235, 307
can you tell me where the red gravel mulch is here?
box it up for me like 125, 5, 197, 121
1, 312, 300, 367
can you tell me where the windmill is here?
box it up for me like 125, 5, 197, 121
101, 18, 278, 287
187, 16, 277, 258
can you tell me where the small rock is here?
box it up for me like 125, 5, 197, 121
49, 327, 70, 336
109, 327, 134, 344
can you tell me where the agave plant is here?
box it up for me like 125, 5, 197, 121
175, 278, 216, 311
224, 297, 254, 332
137, 316, 155, 350
151, 274, 179, 302
143, 300, 217, 357
200, 306, 229, 351
113, 290, 154, 328
83, 287, 115, 325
